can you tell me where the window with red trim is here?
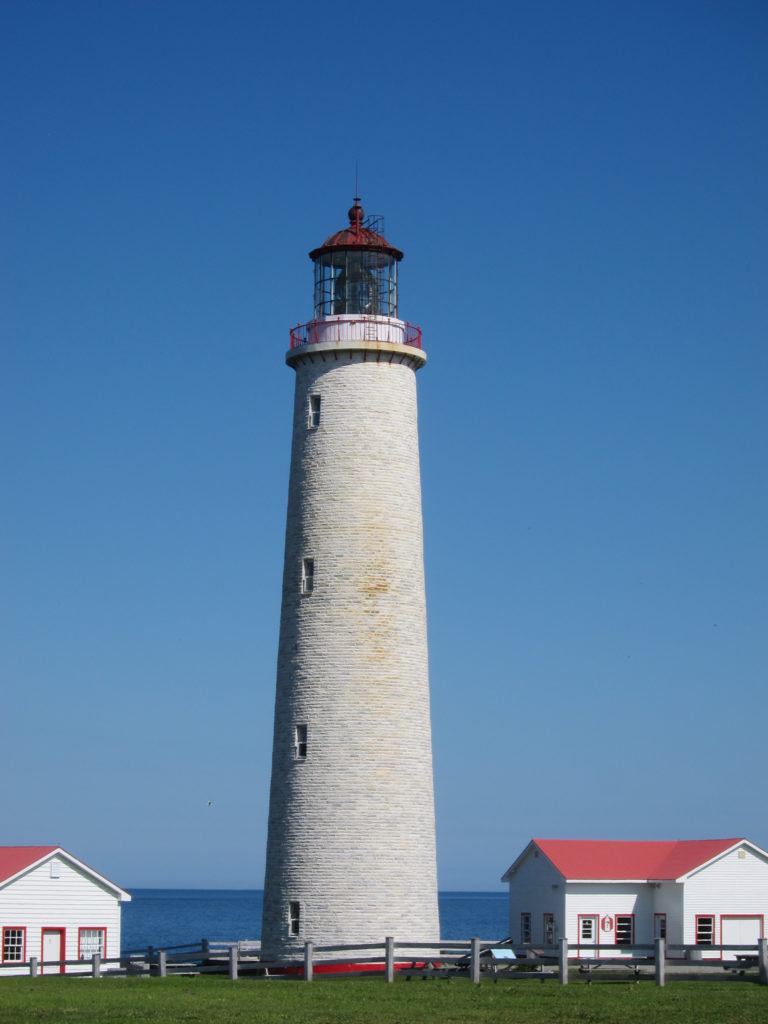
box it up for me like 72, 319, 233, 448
2, 928, 25, 962
696, 916, 714, 946
616, 915, 634, 945
78, 928, 106, 960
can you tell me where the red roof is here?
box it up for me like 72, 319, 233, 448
532, 838, 744, 880
309, 199, 403, 261
0, 846, 58, 884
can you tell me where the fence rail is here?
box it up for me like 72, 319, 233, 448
2, 937, 766, 986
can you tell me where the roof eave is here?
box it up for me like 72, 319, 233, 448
59, 849, 132, 901
309, 243, 404, 261
501, 840, 537, 882
0, 847, 60, 889
567, 878, 661, 884
675, 838, 762, 881
0, 847, 131, 901
502, 839, 567, 883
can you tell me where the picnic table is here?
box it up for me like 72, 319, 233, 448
724, 954, 758, 974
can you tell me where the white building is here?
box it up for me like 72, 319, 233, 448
0, 846, 131, 975
502, 838, 768, 961
261, 199, 439, 959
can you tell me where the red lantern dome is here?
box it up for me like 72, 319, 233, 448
309, 198, 404, 262
309, 198, 402, 318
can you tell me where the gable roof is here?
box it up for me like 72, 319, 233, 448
0, 846, 131, 901
503, 838, 751, 883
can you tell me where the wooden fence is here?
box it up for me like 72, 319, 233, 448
2, 935, 767, 985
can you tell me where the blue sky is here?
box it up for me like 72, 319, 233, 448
2, 0, 766, 892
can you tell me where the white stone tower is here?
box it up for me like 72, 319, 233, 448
261, 198, 439, 960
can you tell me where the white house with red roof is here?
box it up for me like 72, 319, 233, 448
502, 838, 768, 961
0, 847, 131, 976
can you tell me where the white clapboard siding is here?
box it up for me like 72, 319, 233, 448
656, 881, 684, 949
0, 851, 128, 975
565, 884, 651, 957
505, 847, 564, 944
683, 844, 768, 953
502, 838, 768, 960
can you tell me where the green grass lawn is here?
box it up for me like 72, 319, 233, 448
0, 975, 766, 1024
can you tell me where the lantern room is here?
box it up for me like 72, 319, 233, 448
309, 198, 403, 319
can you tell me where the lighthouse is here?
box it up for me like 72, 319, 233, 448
261, 198, 440, 959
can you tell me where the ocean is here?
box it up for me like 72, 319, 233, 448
122, 890, 508, 953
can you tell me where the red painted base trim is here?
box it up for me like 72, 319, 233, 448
272, 960, 433, 975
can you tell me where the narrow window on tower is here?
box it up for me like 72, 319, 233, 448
294, 724, 307, 760
308, 394, 321, 428
521, 912, 532, 943
289, 901, 301, 936
301, 558, 314, 594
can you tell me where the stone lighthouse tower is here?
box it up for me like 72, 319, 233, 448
261, 198, 439, 960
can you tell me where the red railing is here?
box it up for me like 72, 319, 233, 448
289, 318, 422, 350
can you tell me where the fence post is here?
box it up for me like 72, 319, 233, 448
654, 937, 665, 987
229, 945, 238, 981
385, 937, 394, 983
470, 937, 481, 984
158, 950, 167, 978
91, 953, 101, 979
558, 938, 569, 985
304, 941, 313, 982
29, 956, 38, 978
758, 937, 767, 986
202, 938, 209, 955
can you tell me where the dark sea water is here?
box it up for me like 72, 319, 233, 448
122, 890, 508, 952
